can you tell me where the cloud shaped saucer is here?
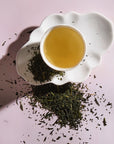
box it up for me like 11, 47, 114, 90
16, 12, 114, 85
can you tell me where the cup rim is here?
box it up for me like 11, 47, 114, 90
40, 24, 86, 71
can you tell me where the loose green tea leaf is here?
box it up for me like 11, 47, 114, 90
2, 41, 6, 46
69, 137, 73, 140
43, 137, 47, 142
56, 136, 61, 140
52, 139, 56, 142
94, 98, 100, 106
103, 118, 107, 126
20, 102, 23, 111
106, 102, 112, 107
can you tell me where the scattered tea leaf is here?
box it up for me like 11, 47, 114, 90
103, 118, 107, 126
2, 41, 6, 46
69, 137, 73, 140
94, 98, 100, 106
56, 136, 61, 140
43, 137, 47, 142
20, 102, 23, 111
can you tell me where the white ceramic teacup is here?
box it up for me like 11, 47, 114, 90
40, 25, 86, 71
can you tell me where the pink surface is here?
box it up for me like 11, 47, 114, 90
0, 0, 114, 144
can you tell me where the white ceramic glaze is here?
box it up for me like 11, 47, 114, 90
16, 12, 114, 85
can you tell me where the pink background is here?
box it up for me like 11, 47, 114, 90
0, 0, 114, 144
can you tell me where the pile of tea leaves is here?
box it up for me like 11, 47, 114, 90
28, 50, 65, 83
29, 82, 88, 129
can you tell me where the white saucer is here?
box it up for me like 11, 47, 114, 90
16, 11, 114, 85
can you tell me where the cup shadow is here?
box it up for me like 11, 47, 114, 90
0, 26, 37, 109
